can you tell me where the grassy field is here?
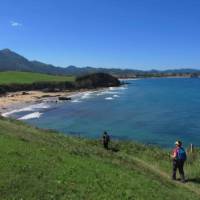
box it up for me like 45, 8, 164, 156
0, 117, 199, 200
0, 71, 75, 84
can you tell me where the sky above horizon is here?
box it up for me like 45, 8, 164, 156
1, 0, 200, 70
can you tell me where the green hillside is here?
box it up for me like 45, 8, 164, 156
0, 118, 200, 200
0, 71, 75, 84
0, 117, 199, 200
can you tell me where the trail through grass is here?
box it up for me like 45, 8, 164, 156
0, 117, 199, 200
119, 153, 200, 196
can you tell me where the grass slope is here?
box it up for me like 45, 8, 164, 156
0, 117, 199, 200
0, 71, 75, 84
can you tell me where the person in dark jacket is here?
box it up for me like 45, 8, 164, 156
102, 131, 110, 149
171, 140, 187, 183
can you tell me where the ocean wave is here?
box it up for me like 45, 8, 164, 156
71, 99, 82, 103
109, 87, 115, 90
70, 91, 94, 102
119, 78, 140, 81
18, 112, 43, 120
96, 86, 127, 96
105, 97, 114, 100
96, 90, 120, 96
105, 90, 119, 94
81, 91, 93, 99
68, 87, 126, 102
109, 86, 127, 90
117, 86, 128, 90
2, 103, 50, 117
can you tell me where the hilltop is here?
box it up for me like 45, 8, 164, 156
0, 117, 199, 200
0, 49, 67, 75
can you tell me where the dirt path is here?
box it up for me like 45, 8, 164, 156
120, 153, 200, 196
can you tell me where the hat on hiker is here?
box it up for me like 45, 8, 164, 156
175, 140, 182, 146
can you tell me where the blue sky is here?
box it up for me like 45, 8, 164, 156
1, 0, 200, 70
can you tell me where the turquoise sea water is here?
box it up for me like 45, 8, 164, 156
9, 78, 200, 147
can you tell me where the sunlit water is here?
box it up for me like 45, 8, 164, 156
7, 78, 200, 148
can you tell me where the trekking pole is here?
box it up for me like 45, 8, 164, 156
190, 143, 194, 153
168, 152, 171, 162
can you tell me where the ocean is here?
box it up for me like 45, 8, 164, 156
6, 78, 200, 148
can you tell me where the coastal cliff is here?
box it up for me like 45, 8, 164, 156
75, 72, 121, 89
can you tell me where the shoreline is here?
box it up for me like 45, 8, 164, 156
1, 82, 199, 148
0, 86, 121, 116
0, 89, 88, 116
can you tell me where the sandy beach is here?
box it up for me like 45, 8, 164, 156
0, 90, 76, 114
0, 87, 108, 116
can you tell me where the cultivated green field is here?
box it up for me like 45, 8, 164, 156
0, 117, 199, 200
0, 71, 75, 84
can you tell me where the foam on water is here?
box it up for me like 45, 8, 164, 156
109, 86, 127, 90
18, 112, 43, 120
71, 99, 82, 103
69, 91, 96, 103
69, 87, 124, 102
81, 91, 93, 99
119, 78, 140, 81
96, 90, 120, 96
105, 97, 114, 100
2, 103, 50, 117
95, 86, 125, 96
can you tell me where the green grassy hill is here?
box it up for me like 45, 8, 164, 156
0, 117, 199, 200
0, 71, 75, 84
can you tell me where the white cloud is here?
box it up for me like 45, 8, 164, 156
10, 21, 22, 27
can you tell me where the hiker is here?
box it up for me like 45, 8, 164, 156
102, 131, 110, 149
171, 140, 187, 182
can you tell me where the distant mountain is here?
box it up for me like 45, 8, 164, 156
63, 66, 142, 77
0, 49, 141, 77
0, 48, 200, 77
0, 49, 31, 71
0, 49, 67, 75
162, 68, 200, 74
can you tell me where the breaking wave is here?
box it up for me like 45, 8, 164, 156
18, 112, 43, 120
2, 103, 50, 117
105, 97, 114, 100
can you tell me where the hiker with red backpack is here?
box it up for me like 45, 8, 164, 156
171, 140, 187, 183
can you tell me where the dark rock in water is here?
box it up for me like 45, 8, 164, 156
75, 73, 121, 89
41, 95, 51, 98
22, 91, 29, 95
58, 96, 71, 101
